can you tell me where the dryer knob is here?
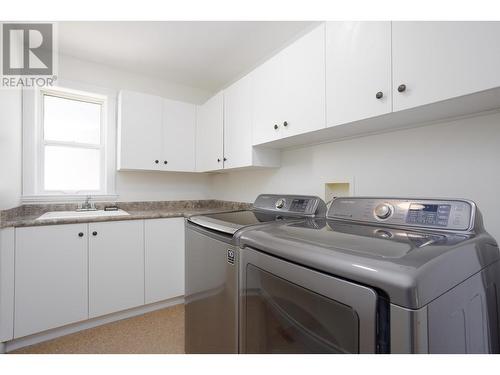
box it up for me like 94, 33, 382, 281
374, 203, 392, 220
275, 198, 286, 209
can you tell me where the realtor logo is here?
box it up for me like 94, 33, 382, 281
2, 23, 53, 75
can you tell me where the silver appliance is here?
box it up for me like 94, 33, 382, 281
239, 197, 500, 353
185, 194, 327, 354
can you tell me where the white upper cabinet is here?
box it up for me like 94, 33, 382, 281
252, 24, 326, 145
392, 21, 500, 111
196, 92, 224, 172
281, 23, 326, 138
252, 53, 284, 145
224, 75, 253, 169
224, 74, 280, 169
118, 91, 196, 172
162, 99, 196, 171
326, 22, 392, 127
118, 90, 163, 170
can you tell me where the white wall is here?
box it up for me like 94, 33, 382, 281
58, 55, 214, 202
209, 111, 500, 241
58, 54, 211, 104
0, 89, 22, 210
0, 55, 214, 208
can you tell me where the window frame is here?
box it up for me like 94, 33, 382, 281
22, 81, 117, 203
38, 89, 106, 195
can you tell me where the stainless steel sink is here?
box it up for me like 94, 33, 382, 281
36, 209, 130, 221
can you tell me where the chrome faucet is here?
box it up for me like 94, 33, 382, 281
77, 195, 97, 211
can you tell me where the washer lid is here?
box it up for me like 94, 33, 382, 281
239, 219, 499, 309
188, 194, 327, 235
188, 210, 302, 235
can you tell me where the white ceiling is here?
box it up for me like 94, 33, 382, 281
58, 21, 318, 93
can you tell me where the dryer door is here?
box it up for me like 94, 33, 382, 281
240, 247, 379, 353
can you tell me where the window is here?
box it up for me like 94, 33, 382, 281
22, 83, 117, 201
41, 93, 104, 193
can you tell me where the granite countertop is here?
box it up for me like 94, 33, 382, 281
0, 200, 252, 228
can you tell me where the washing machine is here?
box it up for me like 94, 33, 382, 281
238, 197, 500, 353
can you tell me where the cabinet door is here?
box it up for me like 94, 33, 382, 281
196, 92, 224, 172
118, 90, 163, 170
163, 99, 196, 172
326, 22, 392, 127
393, 21, 500, 111
1, 228, 15, 342
14, 224, 88, 338
224, 74, 253, 169
145, 218, 185, 304
89, 220, 144, 318
252, 53, 284, 145
281, 24, 326, 138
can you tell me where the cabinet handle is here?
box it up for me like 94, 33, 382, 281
376, 91, 383, 99
223, 157, 227, 162
397, 84, 406, 93
163, 160, 168, 164
274, 124, 278, 130
92, 231, 97, 236
154, 160, 159, 164
283, 121, 288, 127
78, 232, 84, 237
217, 158, 221, 162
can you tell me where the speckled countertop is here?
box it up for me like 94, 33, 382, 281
0, 200, 252, 228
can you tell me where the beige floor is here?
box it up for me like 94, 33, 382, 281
12, 304, 185, 354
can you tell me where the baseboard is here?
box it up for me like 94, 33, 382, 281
4, 296, 184, 353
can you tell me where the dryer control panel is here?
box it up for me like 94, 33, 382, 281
328, 197, 475, 232
254, 194, 327, 217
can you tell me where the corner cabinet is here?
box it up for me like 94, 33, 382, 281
118, 90, 196, 172
223, 74, 280, 169
195, 92, 224, 172
252, 23, 326, 145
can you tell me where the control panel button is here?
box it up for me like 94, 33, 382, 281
374, 203, 393, 220
275, 198, 286, 209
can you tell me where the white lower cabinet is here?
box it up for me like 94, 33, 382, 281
14, 224, 89, 338
89, 220, 145, 318
145, 218, 185, 304
5, 218, 186, 340
0, 228, 15, 342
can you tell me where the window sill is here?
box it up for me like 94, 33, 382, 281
21, 194, 119, 204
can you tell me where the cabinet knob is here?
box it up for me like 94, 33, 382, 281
163, 160, 168, 165
397, 84, 406, 93
217, 158, 221, 162
154, 160, 159, 164
92, 231, 97, 236
274, 124, 278, 130
223, 157, 227, 162
283, 121, 288, 127
376, 91, 383, 99
78, 232, 84, 237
